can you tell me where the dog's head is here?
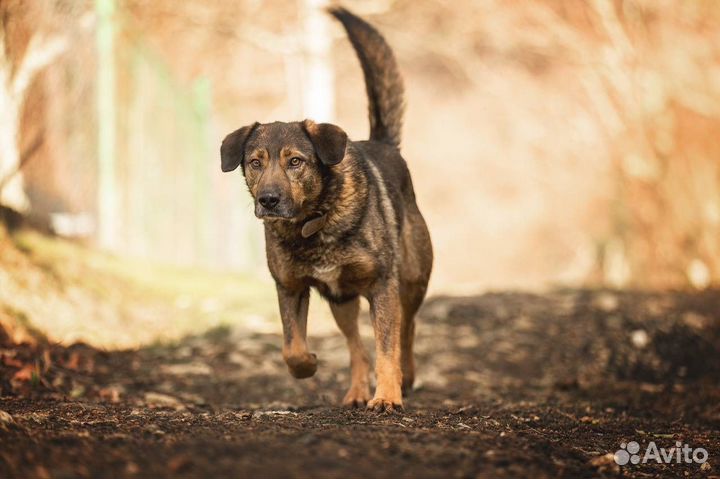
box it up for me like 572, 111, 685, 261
221, 120, 347, 221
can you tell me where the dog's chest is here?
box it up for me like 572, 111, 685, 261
310, 263, 343, 295
276, 240, 378, 297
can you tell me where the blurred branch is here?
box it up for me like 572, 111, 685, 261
118, 4, 302, 54
0, 131, 45, 196
10, 34, 70, 97
590, 0, 636, 105
592, 0, 634, 57
0, 9, 93, 210
221, 24, 300, 54
0, 24, 65, 209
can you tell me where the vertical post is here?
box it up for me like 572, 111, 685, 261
96, 0, 118, 250
301, 0, 334, 122
191, 77, 211, 265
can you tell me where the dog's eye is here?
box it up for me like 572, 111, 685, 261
249, 159, 262, 169
289, 157, 303, 168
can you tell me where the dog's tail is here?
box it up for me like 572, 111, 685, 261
329, 7, 404, 148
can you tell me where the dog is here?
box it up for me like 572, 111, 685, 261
220, 7, 432, 412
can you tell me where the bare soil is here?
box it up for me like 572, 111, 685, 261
1, 290, 719, 478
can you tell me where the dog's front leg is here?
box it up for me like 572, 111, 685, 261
276, 285, 317, 378
367, 280, 403, 412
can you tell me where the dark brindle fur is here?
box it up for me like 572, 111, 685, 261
220, 7, 432, 412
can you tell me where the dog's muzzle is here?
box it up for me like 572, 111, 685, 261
254, 189, 296, 219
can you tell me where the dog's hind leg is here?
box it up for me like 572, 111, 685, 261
398, 210, 433, 396
367, 282, 404, 412
330, 297, 371, 407
400, 281, 426, 395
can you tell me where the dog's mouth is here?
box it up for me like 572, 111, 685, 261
258, 214, 295, 221
254, 206, 298, 221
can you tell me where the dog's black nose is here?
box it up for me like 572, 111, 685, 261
258, 193, 280, 209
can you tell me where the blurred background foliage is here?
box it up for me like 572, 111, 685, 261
1, 0, 720, 299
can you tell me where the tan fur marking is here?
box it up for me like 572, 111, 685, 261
366, 161, 397, 235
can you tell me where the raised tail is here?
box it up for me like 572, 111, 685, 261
329, 7, 405, 147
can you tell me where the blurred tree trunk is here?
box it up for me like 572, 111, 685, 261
0, 13, 68, 212
96, 0, 118, 250
300, 0, 334, 122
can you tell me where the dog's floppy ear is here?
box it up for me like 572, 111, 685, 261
302, 120, 348, 166
221, 122, 259, 172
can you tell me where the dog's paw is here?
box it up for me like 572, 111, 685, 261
342, 384, 371, 408
285, 352, 317, 379
366, 397, 403, 414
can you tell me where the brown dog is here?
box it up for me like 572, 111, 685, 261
220, 7, 432, 412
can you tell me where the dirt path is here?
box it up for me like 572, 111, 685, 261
1, 290, 719, 478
